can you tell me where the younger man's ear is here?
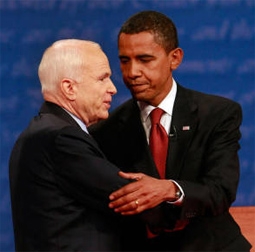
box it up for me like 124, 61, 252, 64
169, 48, 184, 70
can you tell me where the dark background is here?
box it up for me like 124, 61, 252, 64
1, 0, 254, 251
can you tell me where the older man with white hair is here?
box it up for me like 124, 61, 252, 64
9, 39, 129, 251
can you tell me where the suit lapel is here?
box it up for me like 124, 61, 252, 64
166, 85, 198, 179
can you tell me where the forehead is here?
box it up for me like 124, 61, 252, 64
85, 47, 109, 65
85, 51, 111, 76
118, 32, 164, 55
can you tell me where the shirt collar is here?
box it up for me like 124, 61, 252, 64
138, 78, 177, 122
62, 108, 89, 133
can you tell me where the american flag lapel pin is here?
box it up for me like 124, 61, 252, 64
182, 126, 190, 131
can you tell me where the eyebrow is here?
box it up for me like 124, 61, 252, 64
119, 54, 155, 59
98, 72, 111, 79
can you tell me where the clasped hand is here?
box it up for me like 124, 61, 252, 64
109, 171, 177, 215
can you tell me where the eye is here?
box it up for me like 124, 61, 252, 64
99, 73, 110, 82
139, 56, 154, 63
140, 58, 151, 63
119, 56, 129, 64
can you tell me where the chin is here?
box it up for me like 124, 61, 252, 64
132, 93, 148, 102
100, 112, 109, 120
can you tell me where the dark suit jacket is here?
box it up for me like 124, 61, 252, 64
89, 84, 252, 251
9, 101, 130, 251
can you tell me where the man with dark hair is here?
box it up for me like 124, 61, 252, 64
118, 10, 179, 53
89, 11, 252, 251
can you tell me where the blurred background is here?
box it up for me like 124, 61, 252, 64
1, 0, 254, 251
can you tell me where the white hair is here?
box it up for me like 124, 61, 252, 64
38, 39, 100, 94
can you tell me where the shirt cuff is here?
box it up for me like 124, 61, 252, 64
167, 180, 185, 205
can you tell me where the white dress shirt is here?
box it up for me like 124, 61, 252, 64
138, 79, 177, 141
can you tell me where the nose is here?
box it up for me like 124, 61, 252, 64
108, 78, 117, 95
125, 61, 142, 79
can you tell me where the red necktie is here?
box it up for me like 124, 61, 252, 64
149, 108, 168, 179
148, 110, 189, 236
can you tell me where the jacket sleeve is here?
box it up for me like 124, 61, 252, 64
177, 101, 242, 219
53, 126, 130, 215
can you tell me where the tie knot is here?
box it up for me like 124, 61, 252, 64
150, 108, 165, 125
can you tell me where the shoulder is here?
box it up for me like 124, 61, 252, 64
178, 84, 242, 113
111, 98, 138, 116
89, 98, 138, 131
25, 111, 88, 146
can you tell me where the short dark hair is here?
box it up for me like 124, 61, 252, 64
118, 10, 179, 53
